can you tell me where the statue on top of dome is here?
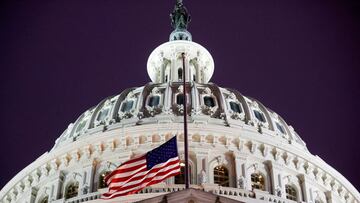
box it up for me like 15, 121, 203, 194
170, 0, 191, 30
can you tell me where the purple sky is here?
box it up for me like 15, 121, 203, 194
0, 0, 359, 191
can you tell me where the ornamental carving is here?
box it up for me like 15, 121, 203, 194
237, 176, 246, 189
226, 93, 237, 100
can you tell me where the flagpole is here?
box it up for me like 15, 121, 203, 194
181, 52, 190, 189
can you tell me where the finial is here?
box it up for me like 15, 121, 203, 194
169, 0, 192, 41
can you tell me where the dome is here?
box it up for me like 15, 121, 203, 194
53, 81, 306, 151
1, 1, 359, 203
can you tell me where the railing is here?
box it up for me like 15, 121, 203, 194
48, 185, 303, 203
138, 184, 256, 200
62, 192, 101, 203
254, 190, 299, 203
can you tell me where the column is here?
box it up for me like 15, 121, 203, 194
269, 161, 285, 198
235, 153, 248, 189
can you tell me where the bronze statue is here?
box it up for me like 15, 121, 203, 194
170, 0, 191, 30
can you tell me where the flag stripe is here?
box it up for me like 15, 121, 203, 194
108, 157, 179, 186
106, 164, 147, 185
102, 167, 180, 199
101, 136, 180, 200
105, 156, 146, 184
104, 164, 180, 196
108, 160, 180, 191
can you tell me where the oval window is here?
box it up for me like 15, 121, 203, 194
229, 101, 242, 113
97, 108, 109, 122
148, 96, 160, 107
254, 110, 266, 123
204, 96, 215, 107
121, 100, 134, 112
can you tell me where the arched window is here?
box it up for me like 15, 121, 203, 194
176, 94, 184, 105
65, 182, 79, 199
39, 196, 48, 203
99, 171, 111, 189
175, 163, 192, 184
178, 68, 183, 80
251, 173, 265, 190
214, 166, 229, 187
285, 185, 297, 201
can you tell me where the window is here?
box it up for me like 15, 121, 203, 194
75, 118, 88, 133
165, 75, 168, 82
174, 163, 192, 184
40, 196, 48, 203
178, 68, 183, 80
65, 182, 79, 199
97, 108, 110, 122
176, 94, 184, 105
148, 96, 160, 107
251, 173, 265, 190
276, 122, 286, 134
121, 100, 134, 112
214, 166, 229, 187
193, 75, 196, 81
253, 110, 266, 123
229, 101, 242, 113
285, 185, 297, 201
203, 96, 215, 107
99, 171, 111, 189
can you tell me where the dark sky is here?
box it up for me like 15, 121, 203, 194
0, 0, 359, 192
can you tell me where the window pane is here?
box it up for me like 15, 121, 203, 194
178, 68, 183, 80
148, 96, 160, 107
276, 122, 286, 134
230, 101, 242, 113
176, 94, 184, 105
65, 182, 79, 199
251, 173, 265, 190
254, 110, 266, 123
99, 171, 111, 189
285, 185, 297, 201
175, 164, 192, 184
175, 166, 185, 184
214, 166, 229, 187
75, 118, 88, 133
121, 100, 134, 112
97, 108, 109, 122
204, 96, 215, 107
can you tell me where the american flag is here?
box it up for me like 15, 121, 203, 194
101, 136, 181, 199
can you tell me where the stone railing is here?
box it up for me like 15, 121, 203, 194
50, 192, 101, 203
254, 190, 294, 203
138, 184, 256, 201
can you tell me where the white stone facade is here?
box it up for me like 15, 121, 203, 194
0, 38, 359, 203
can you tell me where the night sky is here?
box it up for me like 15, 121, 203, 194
1, 0, 359, 191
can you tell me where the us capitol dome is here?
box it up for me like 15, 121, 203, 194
1, 1, 359, 203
